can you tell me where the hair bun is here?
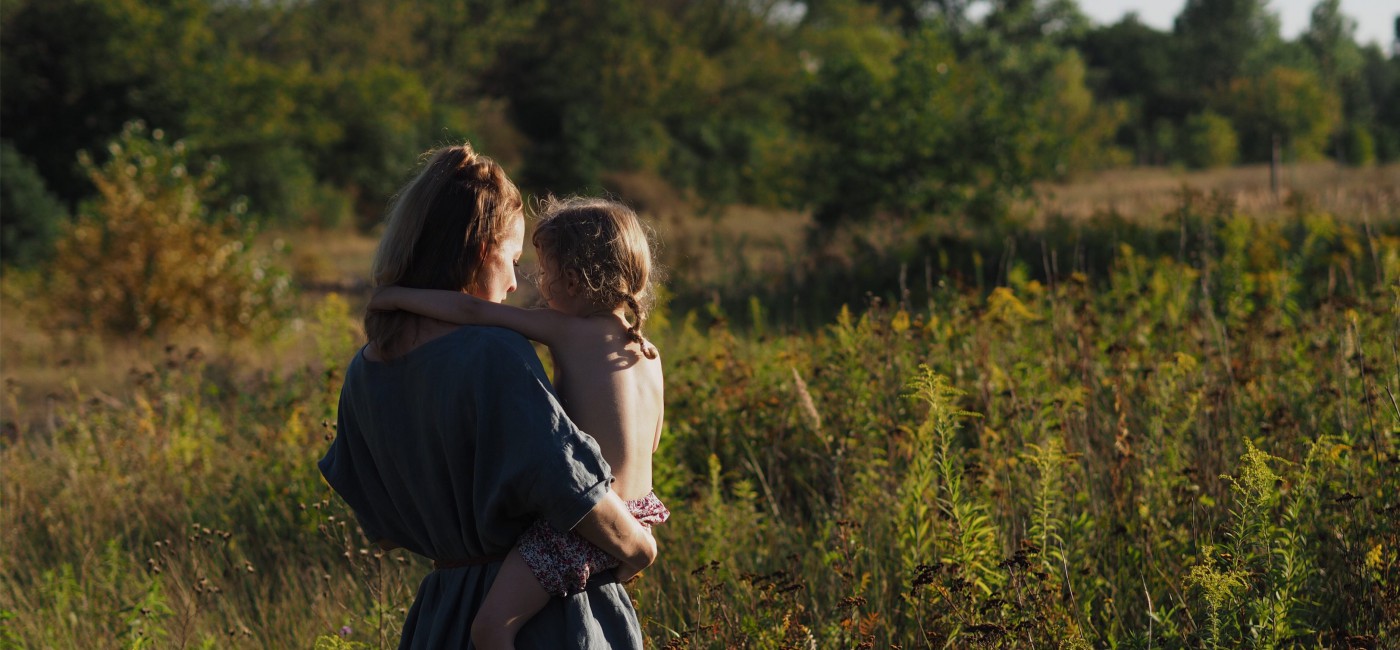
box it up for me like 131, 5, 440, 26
457, 154, 502, 186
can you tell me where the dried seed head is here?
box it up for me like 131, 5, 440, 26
792, 368, 823, 434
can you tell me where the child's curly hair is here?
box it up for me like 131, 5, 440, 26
532, 197, 658, 359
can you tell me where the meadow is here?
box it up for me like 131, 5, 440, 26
2, 164, 1398, 648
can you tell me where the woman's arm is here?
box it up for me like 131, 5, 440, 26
370, 286, 570, 346
572, 491, 657, 581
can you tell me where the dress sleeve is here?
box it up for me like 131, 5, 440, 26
472, 334, 613, 532
318, 388, 392, 544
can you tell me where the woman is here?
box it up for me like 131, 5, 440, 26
318, 143, 656, 648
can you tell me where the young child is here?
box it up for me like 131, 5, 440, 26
368, 197, 668, 649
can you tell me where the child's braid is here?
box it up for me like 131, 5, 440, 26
624, 293, 658, 359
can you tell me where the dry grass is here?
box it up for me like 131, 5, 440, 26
1033, 162, 1400, 224
279, 228, 381, 292
0, 277, 361, 434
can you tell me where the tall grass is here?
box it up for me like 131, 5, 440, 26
2, 199, 1397, 648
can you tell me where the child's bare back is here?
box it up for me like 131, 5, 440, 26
547, 312, 663, 502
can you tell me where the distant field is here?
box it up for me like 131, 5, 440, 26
1034, 162, 1400, 223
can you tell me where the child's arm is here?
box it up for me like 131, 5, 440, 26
370, 286, 571, 346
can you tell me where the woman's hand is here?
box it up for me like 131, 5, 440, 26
573, 491, 657, 582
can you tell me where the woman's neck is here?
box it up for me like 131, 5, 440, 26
365, 314, 463, 362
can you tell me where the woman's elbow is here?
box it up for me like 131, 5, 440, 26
631, 529, 657, 570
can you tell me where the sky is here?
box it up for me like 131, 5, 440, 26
1075, 0, 1398, 48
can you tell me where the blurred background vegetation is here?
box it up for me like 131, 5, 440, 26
2, 1, 1399, 648
2, 0, 1398, 271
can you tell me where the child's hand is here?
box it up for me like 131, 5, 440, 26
368, 286, 398, 312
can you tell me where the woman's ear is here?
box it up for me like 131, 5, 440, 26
564, 268, 582, 294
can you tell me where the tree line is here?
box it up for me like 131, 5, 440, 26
2, 0, 1397, 266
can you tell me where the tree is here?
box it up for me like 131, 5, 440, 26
795, 1, 1124, 229
0, 141, 68, 268
1076, 15, 1185, 164
1078, 15, 1175, 104
1303, 0, 1362, 85
1358, 45, 1400, 161
641, 0, 806, 206
796, 27, 1033, 226
1219, 66, 1340, 161
1302, 0, 1380, 164
0, 0, 216, 204
489, 0, 685, 192
1173, 0, 1281, 97
488, 0, 804, 205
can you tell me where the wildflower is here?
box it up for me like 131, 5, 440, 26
983, 287, 1040, 326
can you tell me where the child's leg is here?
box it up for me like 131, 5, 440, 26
470, 548, 551, 650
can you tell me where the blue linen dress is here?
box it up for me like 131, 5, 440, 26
318, 326, 644, 649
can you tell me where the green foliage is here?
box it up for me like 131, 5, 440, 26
1023, 436, 1074, 573
1303, 0, 1363, 87
796, 13, 1125, 228
4, 0, 1397, 229
1336, 122, 1377, 166
1173, 0, 1282, 93
0, 140, 68, 268
907, 366, 998, 592
0, 0, 217, 202
491, 0, 803, 204
47, 122, 292, 338
900, 367, 990, 582
1220, 65, 1341, 161
313, 634, 371, 650
1186, 437, 1347, 647
1186, 551, 1248, 649
1180, 111, 1240, 168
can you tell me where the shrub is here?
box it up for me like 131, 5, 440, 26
47, 122, 292, 338
1180, 111, 1240, 169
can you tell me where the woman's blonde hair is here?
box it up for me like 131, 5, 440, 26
532, 197, 658, 359
367, 144, 522, 355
